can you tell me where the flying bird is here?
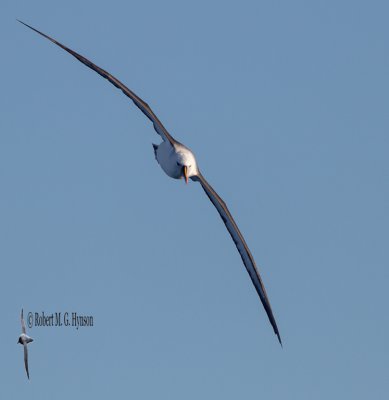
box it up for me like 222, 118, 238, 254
19, 20, 282, 345
17, 309, 34, 379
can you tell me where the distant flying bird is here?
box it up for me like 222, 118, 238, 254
19, 20, 282, 345
17, 309, 33, 379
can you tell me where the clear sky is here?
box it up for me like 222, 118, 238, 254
1, 0, 388, 398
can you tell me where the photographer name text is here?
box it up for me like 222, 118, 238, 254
28, 311, 94, 329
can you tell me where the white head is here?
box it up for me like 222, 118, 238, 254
176, 148, 199, 183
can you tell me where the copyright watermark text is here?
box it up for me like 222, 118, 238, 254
27, 311, 94, 330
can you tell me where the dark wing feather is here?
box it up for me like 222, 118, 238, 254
193, 173, 282, 345
18, 20, 177, 147
21, 309, 26, 334
24, 345, 30, 379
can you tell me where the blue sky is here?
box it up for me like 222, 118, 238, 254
1, 0, 388, 398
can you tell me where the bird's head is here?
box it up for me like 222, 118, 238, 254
176, 150, 198, 184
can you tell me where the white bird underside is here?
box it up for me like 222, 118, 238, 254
19, 20, 282, 345
154, 141, 199, 179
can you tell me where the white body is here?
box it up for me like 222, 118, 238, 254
155, 141, 199, 180
19, 333, 33, 344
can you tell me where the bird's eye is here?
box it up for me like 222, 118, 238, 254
176, 162, 181, 166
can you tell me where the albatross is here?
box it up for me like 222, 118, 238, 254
17, 309, 33, 379
19, 20, 282, 345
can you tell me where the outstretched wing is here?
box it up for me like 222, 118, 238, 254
24, 344, 30, 379
193, 173, 282, 345
21, 309, 26, 334
18, 20, 178, 147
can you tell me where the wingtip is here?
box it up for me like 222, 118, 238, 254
17, 20, 35, 33
277, 333, 283, 348
17, 20, 41, 35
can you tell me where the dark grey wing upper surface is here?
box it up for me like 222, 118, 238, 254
21, 309, 26, 334
18, 20, 178, 147
192, 173, 282, 345
23, 344, 30, 379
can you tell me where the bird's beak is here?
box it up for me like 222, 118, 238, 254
183, 166, 189, 184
